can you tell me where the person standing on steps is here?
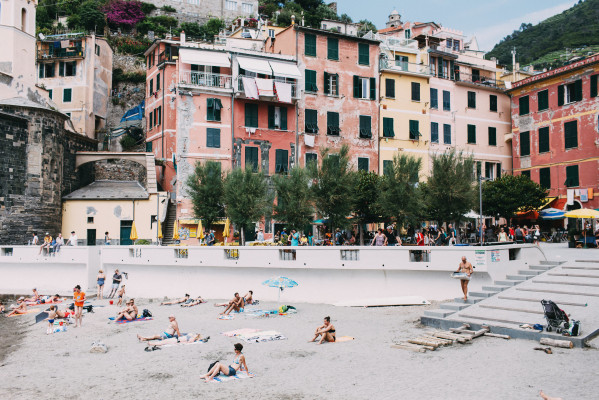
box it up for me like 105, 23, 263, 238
455, 256, 473, 301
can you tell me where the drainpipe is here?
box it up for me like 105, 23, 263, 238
231, 54, 236, 169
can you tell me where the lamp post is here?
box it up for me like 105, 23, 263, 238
479, 175, 490, 246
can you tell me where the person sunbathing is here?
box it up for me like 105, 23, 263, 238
180, 296, 206, 307
216, 293, 245, 315
55, 308, 73, 319
19, 288, 41, 303
244, 291, 255, 305
40, 294, 61, 304
146, 333, 208, 347
7, 303, 29, 317
161, 294, 190, 305
115, 299, 138, 321
137, 315, 181, 341
200, 343, 249, 382
309, 316, 336, 344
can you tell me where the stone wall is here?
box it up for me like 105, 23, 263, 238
0, 105, 96, 245
94, 159, 147, 188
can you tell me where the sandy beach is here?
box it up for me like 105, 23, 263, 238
0, 292, 597, 400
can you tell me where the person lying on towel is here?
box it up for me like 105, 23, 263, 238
146, 333, 208, 347
161, 294, 191, 306
180, 296, 206, 307
137, 315, 181, 342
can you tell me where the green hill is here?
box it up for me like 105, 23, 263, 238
486, 0, 599, 69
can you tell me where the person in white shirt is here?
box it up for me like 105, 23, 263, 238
54, 233, 64, 253
256, 229, 264, 242
31, 232, 39, 245
66, 231, 78, 246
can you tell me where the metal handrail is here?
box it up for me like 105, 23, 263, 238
179, 71, 233, 89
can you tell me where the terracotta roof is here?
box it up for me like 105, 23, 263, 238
378, 25, 404, 34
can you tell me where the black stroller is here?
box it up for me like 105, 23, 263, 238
541, 300, 569, 333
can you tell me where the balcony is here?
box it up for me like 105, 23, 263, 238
237, 76, 299, 101
456, 71, 505, 90
157, 50, 177, 65
37, 45, 84, 60
179, 71, 233, 90
380, 59, 431, 76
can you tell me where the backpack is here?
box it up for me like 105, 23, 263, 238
563, 320, 580, 337
142, 309, 152, 318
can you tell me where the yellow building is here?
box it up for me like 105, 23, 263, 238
378, 37, 431, 178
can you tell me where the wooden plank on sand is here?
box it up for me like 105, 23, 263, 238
540, 338, 573, 349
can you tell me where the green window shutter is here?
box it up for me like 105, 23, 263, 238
539, 167, 551, 189
430, 88, 438, 109
383, 117, 394, 138
591, 75, 598, 98
519, 95, 529, 115
358, 43, 369, 65
476, 161, 482, 178
353, 75, 360, 98
215, 99, 222, 121
268, 105, 275, 129
490, 94, 497, 112
488, 127, 496, 146
443, 90, 451, 110
409, 120, 420, 140
306, 153, 318, 166
468, 91, 476, 108
564, 120, 578, 149
358, 157, 369, 171
327, 111, 339, 135
386, 79, 395, 98
370, 77, 376, 100
496, 163, 502, 178
449, 60, 455, 80
207, 128, 220, 148
306, 109, 318, 133
334, 74, 339, 96
565, 165, 579, 187
539, 127, 550, 153
521, 170, 531, 179
48, 89, 52, 100
305, 34, 316, 56
538, 90, 549, 111
245, 103, 258, 127
437, 57, 442, 78
275, 149, 289, 174
520, 131, 530, 156
63, 88, 72, 102
467, 124, 476, 144
305, 69, 317, 92
443, 124, 451, 144
145, 141, 152, 152
383, 160, 393, 176
324, 71, 330, 95
430, 122, 438, 143
327, 37, 339, 60
59, 62, 65, 76
280, 107, 288, 131
558, 85, 565, 106
574, 79, 583, 101
245, 146, 259, 172
411, 82, 420, 101
359, 115, 371, 138
207, 98, 214, 121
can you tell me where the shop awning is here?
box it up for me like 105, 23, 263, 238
539, 197, 557, 210
549, 197, 567, 211
237, 56, 272, 75
179, 48, 230, 67
269, 61, 301, 78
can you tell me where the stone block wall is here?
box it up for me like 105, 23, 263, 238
94, 159, 147, 188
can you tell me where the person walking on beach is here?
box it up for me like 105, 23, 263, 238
200, 343, 249, 382
309, 316, 336, 344
73, 285, 85, 327
97, 270, 106, 300
456, 257, 473, 300
137, 315, 181, 341
108, 269, 123, 299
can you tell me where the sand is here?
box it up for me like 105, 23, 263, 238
0, 295, 597, 400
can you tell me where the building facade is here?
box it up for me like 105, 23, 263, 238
508, 55, 599, 211
36, 34, 113, 139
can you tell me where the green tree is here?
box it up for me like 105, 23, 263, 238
308, 145, 356, 243
377, 153, 422, 231
273, 167, 314, 231
223, 168, 272, 245
357, 19, 377, 36
482, 174, 548, 223
179, 22, 202, 37
422, 150, 476, 228
352, 171, 383, 245
67, 0, 106, 32
200, 18, 225, 41
339, 13, 353, 23
185, 161, 225, 232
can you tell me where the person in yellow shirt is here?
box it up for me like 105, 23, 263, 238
39, 233, 52, 255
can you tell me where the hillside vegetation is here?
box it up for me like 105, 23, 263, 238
486, 0, 599, 69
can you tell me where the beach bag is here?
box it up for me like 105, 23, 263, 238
142, 309, 152, 318
564, 320, 580, 336
208, 361, 219, 372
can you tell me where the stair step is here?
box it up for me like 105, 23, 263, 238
506, 275, 529, 281
423, 309, 455, 318
494, 280, 519, 286
529, 265, 552, 271
468, 291, 495, 298
454, 297, 485, 304
482, 285, 509, 292
440, 302, 470, 311
519, 270, 543, 276
540, 260, 563, 266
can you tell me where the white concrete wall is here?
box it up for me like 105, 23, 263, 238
0, 244, 547, 303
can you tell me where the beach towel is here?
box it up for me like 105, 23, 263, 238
334, 336, 355, 343
242, 77, 259, 99
222, 328, 261, 338
218, 314, 235, 320
255, 78, 274, 96
238, 330, 286, 343
8, 308, 41, 317
211, 371, 254, 383
275, 81, 292, 103
109, 316, 153, 324
244, 309, 296, 318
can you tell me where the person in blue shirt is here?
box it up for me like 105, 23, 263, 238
308, 232, 314, 246
290, 229, 300, 246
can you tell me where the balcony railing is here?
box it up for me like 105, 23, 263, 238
380, 59, 431, 75
158, 50, 176, 65
237, 76, 298, 100
179, 71, 233, 89
456, 71, 505, 89
37, 47, 84, 60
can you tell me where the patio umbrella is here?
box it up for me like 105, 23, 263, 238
130, 221, 138, 242
223, 218, 231, 238
157, 221, 163, 239
172, 220, 180, 240
539, 208, 565, 220
262, 276, 298, 301
197, 220, 204, 240
564, 208, 599, 248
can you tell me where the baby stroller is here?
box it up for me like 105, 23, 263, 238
541, 300, 569, 333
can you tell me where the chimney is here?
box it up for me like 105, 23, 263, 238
180, 30, 186, 44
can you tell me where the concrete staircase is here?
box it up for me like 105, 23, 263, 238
160, 200, 177, 245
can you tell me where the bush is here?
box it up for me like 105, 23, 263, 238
135, 239, 152, 245
161, 5, 176, 12
107, 35, 152, 55
120, 135, 137, 150
113, 68, 146, 85
140, 2, 157, 15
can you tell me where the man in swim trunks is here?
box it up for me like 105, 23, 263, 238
219, 293, 245, 315
180, 296, 206, 307
309, 316, 336, 344
55, 308, 73, 319
116, 285, 126, 306
137, 315, 181, 341
456, 256, 474, 300
161, 294, 191, 305
73, 285, 85, 327
116, 299, 138, 321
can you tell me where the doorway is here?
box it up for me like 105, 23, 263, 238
87, 229, 96, 246
120, 220, 133, 245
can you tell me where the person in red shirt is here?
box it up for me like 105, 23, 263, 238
73, 285, 86, 328
415, 230, 424, 246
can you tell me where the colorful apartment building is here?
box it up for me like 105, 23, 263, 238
273, 26, 380, 172
508, 54, 599, 211
36, 34, 113, 138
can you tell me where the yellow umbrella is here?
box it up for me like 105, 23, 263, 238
197, 220, 204, 239
564, 209, 599, 219
158, 220, 163, 239
172, 220, 180, 240
223, 218, 230, 238
130, 221, 138, 241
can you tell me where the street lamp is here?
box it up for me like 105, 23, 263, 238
478, 175, 491, 246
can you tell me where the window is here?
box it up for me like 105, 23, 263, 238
359, 115, 371, 138
431, 122, 439, 143
268, 29, 275, 38
538, 90, 549, 111
488, 127, 496, 146
146, 141, 152, 152
411, 82, 420, 101
38, 63, 55, 78
408, 120, 420, 140
467, 124, 476, 144
443, 124, 451, 144
467, 91, 476, 108
327, 37, 339, 60
496, 163, 502, 179
472, 69, 480, 83
490, 94, 497, 112
485, 162, 496, 180
63, 88, 72, 102
275, 149, 288, 174
386, 79, 395, 98
324, 72, 339, 96
87, 217, 94, 223
305, 109, 319, 133
358, 43, 369, 65
358, 157, 369, 171
383, 160, 393, 176
305, 69, 317, 92
326, 111, 339, 135
539, 127, 549, 153
149, 80, 153, 96
149, 109, 154, 128
383, 117, 394, 138
520, 131, 530, 156
268, 106, 287, 130
207, 128, 220, 148
306, 153, 318, 166
395, 55, 408, 70
442, 90, 451, 111
207, 98, 222, 121
95, 44, 100, 56
245, 146, 259, 172
353, 76, 375, 100
539, 167, 551, 189
242, 3, 253, 13
565, 165, 579, 187
305, 34, 316, 57
48, 89, 52, 99
59, 61, 76, 77
558, 79, 583, 105
521, 170, 531, 179
157, 106, 163, 125
404, 29, 411, 39
226, 0, 237, 10
156, 73, 161, 91
564, 120, 578, 149
430, 88, 438, 109
591, 74, 598, 98
244, 103, 258, 127
519, 95, 529, 115
476, 161, 482, 178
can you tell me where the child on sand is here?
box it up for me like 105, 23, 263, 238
47, 306, 58, 334
116, 285, 126, 306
